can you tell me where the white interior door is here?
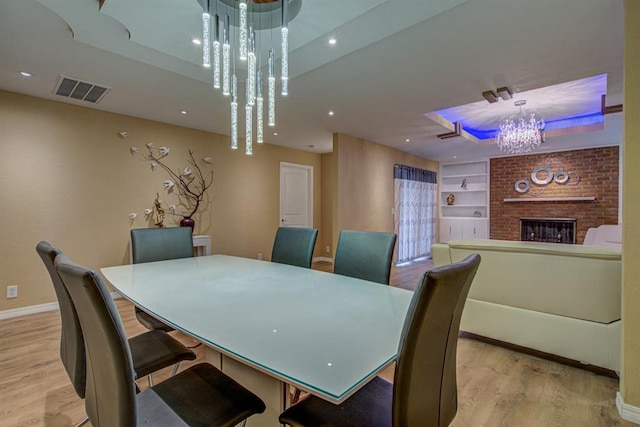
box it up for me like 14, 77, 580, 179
280, 162, 313, 228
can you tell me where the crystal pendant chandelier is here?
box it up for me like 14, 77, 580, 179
200, 0, 301, 155
496, 100, 545, 154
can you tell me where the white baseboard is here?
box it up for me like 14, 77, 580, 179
0, 301, 59, 320
0, 292, 122, 320
616, 391, 640, 424
313, 257, 333, 263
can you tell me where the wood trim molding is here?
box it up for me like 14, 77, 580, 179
616, 392, 640, 424
459, 331, 619, 379
601, 94, 623, 115
0, 292, 122, 320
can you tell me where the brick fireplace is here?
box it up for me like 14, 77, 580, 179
490, 146, 619, 243
520, 218, 576, 244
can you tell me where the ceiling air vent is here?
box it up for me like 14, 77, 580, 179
53, 75, 110, 104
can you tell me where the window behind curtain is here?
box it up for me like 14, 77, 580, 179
393, 165, 438, 263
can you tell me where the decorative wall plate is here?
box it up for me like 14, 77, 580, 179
531, 166, 554, 185
515, 179, 530, 193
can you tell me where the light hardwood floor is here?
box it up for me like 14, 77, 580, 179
0, 259, 631, 426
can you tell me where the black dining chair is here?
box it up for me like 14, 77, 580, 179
130, 227, 194, 332
36, 241, 196, 405
271, 226, 318, 268
333, 230, 397, 285
54, 253, 266, 427
279, 253, 481, 427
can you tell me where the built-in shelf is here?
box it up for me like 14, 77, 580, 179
441, 173, 487, 179
503, 196, 596, 202
439, 160, 489, 243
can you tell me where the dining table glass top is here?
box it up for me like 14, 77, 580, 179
101, 255, 414, 403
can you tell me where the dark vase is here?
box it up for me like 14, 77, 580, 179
180, 217, 195, 230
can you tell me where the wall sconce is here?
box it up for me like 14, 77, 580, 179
118, 130, 128, 139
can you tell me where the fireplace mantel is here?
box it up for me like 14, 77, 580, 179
503, 196, 596, 202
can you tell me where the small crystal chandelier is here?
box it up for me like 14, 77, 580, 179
200, 0, 301, 155
496, 100, 545, 154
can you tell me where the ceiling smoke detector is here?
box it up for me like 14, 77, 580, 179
53, 75, 110, 103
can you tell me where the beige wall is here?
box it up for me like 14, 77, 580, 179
621, 0, 640, 407
320, 152, 334, 257
331, 133, 439, 254
0, 90, 321, 311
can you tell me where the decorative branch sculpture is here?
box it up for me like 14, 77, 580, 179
143, 147, 214, 220
128, 142, 215, 227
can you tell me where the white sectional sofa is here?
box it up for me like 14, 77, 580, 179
432, 239, 622, 372
584, 224, 622, 248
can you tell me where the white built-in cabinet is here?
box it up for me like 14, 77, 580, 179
439, 161, 489, 243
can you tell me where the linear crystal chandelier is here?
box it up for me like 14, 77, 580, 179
199, 0, 301, 155
495, 100, 545, 154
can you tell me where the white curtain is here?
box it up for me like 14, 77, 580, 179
393, 165, 438, 263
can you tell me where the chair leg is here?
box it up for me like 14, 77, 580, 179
148, 373, 154, 387
171, 362, 181, 377
76, 416, 89, 427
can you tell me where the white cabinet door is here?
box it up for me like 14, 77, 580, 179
440, 218, 463, 243
462, 219, 488, 239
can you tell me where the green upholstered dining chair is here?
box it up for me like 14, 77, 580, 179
36, 241, 197, 424
54, 254, 266, 427
130, 227, 194, 332
271, 227, 318, 268
333, 230, 397, 285
279, 253, 481, 427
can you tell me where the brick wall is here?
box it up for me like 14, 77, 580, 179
490, 146, 619, 243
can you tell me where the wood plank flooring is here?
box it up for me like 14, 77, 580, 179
0, 258, 631, 426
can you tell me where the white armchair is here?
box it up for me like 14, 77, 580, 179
583, 224, 622, 248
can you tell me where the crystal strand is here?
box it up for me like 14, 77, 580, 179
231, 74, 238, 149
212, 14, 220, 88
246, 104, 253, 155
239, 1, 248, 61
256, 71, 264, 143
202, 6, 211, 68
222, 14, 231, 96
281, 0, 288, 96
247, 29, 256, 106
268, 49, 276, 126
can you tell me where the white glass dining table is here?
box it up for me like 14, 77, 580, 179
101, 254, 414, 426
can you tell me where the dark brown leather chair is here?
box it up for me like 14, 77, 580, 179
130, 227, 194, 332
54, 253, 266, 427
333, 230, 397, 285
36, 242, 196, 408
279, 253, 481, 427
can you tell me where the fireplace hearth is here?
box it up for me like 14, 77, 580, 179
520, 218, 576, 244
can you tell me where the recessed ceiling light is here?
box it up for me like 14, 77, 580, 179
328, 37, 338, 45
328, 110, 334, 116
20, 71, 32, 77
191, 38, 202, 45
273, 132, 278, 136
180, 110, 188, 115
453, 156, 457, 159
405, 138, 410, 142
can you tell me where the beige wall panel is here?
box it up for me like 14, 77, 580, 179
334, 133, 438, 238
320, 152, 334, 257
0, 90, 321, 310
621, 0, 640, 406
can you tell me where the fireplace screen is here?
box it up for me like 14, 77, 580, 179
520, 218, 576, 244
